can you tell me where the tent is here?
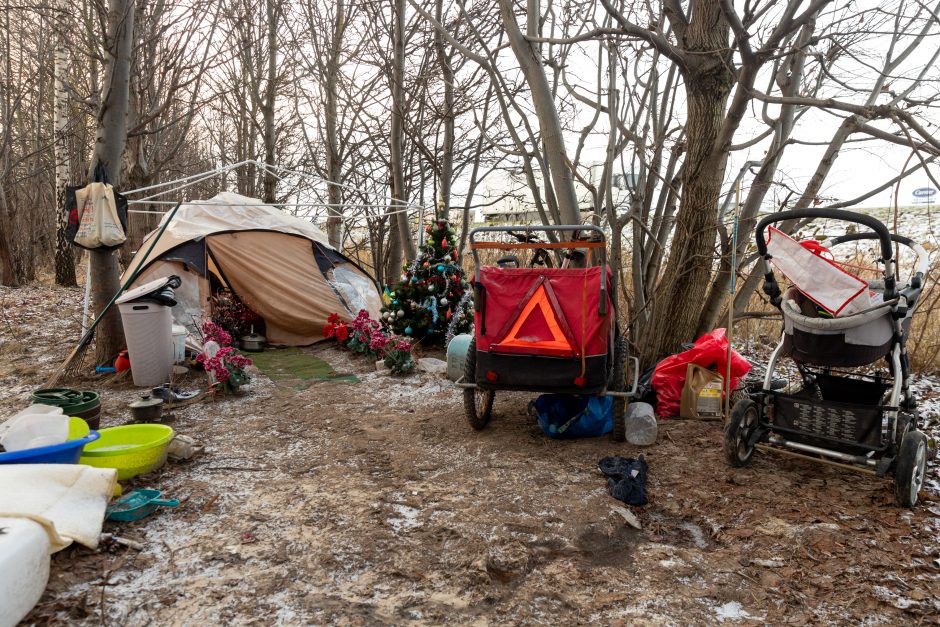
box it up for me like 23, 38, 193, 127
122, 192, 382, 345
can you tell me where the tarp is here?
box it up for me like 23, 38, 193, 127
122, 192, 381, 345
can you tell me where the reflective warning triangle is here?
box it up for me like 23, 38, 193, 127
492, 278, 578, 357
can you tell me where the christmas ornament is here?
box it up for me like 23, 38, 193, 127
428, 285, 436, 293
444, 255, 451, 262
441, 298, 449, 306
397, 310, 405, 317
437, 265, 444, 272
405, 326, 413, 335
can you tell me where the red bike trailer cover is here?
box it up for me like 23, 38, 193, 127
474, 266, 612, 357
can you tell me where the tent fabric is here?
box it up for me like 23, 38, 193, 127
123, 192, 381, 346
125, 191, 333, 278
208, 232, 348, 344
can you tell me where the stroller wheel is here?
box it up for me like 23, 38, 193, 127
463, 339, 495, 431
895, 430, 927, 508
724, 399, 759, 467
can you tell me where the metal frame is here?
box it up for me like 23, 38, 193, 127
453, 351, 640, 399
469, 225, 608, 314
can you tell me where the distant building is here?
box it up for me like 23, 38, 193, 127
479, 163, 636, 225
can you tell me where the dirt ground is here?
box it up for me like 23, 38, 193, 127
2, 284, 939, 626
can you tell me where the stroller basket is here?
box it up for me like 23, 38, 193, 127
772, 373, 890, 451
781, 288, 912, 367
773, 395, 882, 450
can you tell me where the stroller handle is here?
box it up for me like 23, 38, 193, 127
755, 208, 894, 261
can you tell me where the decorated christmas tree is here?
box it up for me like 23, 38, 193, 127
380, 219, 473, 343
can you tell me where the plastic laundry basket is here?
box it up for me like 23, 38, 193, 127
117, 301, 173, 386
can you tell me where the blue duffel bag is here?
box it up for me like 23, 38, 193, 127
531, 394, 612, 439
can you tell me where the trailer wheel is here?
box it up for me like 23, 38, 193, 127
724, 399, 759, 467
610, 336, 628, 442
463, 339, 495, 431
895, 430, 927, 508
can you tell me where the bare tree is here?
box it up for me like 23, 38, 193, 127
87, 0, 135, 363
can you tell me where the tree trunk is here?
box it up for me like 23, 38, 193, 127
390, 0, 416, 261
640, 5, 733, 364
261, 0, 278, 204
324, 0, 345, 248
53, 0, 76, 286
498, 0, 580, 225
88, 0, 135, 365
435, 0, 454, 221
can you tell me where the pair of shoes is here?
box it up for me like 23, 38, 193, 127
151, 384, 199, 404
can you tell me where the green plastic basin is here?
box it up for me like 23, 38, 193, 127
79, 424, 174, 480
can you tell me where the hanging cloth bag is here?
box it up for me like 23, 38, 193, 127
72, 182, 126, 249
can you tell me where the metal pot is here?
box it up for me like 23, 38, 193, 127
129, 395, 163, 422
241, 333, 266, 352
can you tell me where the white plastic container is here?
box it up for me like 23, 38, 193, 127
0, 405, 63, 438
0, 517, 51, 627
171, 324, 188, 364
625, 402, 658, 446
117, 300, 173, 387
0, 413, 70, 451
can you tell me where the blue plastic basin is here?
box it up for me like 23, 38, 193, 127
0, 430, 100, 464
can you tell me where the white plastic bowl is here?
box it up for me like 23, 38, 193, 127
0, 413, 70, 452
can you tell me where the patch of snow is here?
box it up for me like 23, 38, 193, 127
714, 601, 754, 622
387, 504, 421, 532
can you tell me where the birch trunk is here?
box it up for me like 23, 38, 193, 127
53, 0, 75, 286
324, 0, 345, 248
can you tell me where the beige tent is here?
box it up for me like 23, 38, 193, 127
123, 192, 382, 345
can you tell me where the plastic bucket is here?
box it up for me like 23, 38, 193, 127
171, 325, 187, 364
118, 301, 173, 387
31, 389, 102, 430
446, 334, 473, 382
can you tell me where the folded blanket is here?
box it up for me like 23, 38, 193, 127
0, 464, 116, 552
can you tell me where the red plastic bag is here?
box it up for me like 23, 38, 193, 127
651, 328, 751, 417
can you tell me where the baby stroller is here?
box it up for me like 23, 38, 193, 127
458, 225, 637, 440
724, 209, 930, 507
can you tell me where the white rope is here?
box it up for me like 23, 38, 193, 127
126, 202, 416, 221
124, 159, 426, 210
124, 160, 256, 195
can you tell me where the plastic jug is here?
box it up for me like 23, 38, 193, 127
625, 402, 658, 446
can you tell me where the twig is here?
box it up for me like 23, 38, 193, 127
204, 466, 270, 472
100, 534, 144, 550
